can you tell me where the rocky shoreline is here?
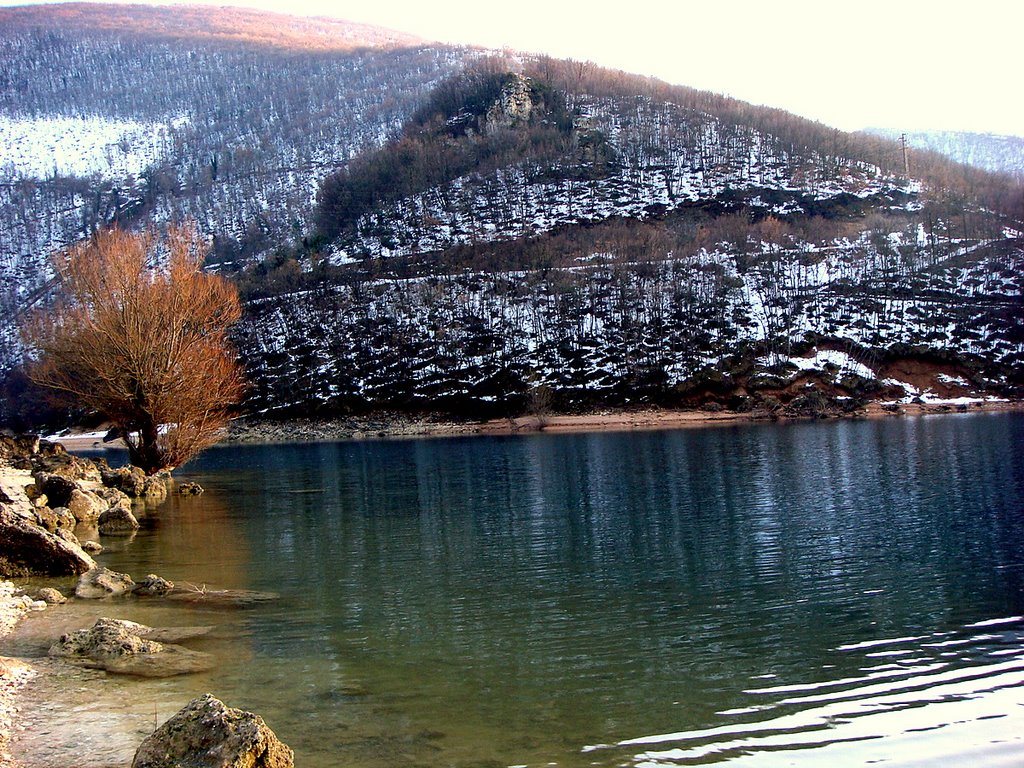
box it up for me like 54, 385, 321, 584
0, 436, 292, 768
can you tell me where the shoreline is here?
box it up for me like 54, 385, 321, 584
191, 399, 1024, 443
44, 399, 1024, 451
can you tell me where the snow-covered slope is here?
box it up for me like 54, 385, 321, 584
1, 4, 1022, 423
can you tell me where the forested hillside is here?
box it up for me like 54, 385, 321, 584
0, 3, 466, 364
1, 4, 1022, 426
868, 128, 1024, 180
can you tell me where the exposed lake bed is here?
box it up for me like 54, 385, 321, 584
3, 411, 1024, 766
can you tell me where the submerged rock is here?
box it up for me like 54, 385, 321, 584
134, 573, 175, 597
178, 481, 204, 496
80, 540, 103, 554
49, 617, 216, 678
75, 566, 136, 598
132, 693, 294, 768
166, 586, 279, 608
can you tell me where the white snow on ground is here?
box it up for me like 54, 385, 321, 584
773, 349, 876, 380
0, 114, 184, 180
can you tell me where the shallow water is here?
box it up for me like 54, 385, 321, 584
5, 412, 1024, 766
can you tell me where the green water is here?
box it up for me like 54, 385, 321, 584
7, 413, 1024, 766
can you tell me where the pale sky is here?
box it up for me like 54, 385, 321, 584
5, 0, 1023, 136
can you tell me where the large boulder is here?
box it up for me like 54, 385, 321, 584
132, 693, 294, 768
75, 566, 136, 598
0, 505, 96, 577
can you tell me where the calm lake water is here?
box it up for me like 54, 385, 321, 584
6, 412, 1024, 767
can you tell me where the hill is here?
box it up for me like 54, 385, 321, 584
1, 4, 1022, 426
867, 128, 1024, 180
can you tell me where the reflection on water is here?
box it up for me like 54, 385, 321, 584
5, 412, 1024, 767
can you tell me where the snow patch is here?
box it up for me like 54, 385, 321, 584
0, 114, 184, 180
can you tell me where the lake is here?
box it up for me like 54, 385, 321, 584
6, 412, 1024, 767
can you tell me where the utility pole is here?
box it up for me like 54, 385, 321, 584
900, 133, 910, 177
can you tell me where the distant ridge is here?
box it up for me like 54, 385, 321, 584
0, 2, 426, 51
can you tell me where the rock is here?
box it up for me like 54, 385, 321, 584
98, 506, 140, 535
134, 574, 174, 596
67, 488, 108, 523
104, 645, 217, 677
178, 482, 204, 496
33, 451, 104, 483
35, 587, 67, 604
50, 617, 160, 660
132, 693, 294, 768
81, 540, 104, 554
0, 504, 97, 577
49, 617, 216, 678
54, 527, 82, 546
33, 506, 75, 532
102, 466, 148, 497
143, 473, 170, 501
32, 472, 78, 508
75, 566, 136, 598
95, 485, 133, 511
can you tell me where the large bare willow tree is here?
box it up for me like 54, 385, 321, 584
22, 226, 244, 474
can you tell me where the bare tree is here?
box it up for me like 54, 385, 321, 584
21, 225, 244, 473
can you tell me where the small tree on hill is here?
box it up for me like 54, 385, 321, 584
21, 225, 245, 474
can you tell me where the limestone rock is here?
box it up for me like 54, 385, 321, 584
50, 617, 161, 661
33, 506, 75, 532
102, 466, 148, 497
134, 574, 175, 597
75, 566, 136, 598
178, 482, 204, 496
0, 504, 96, 577
81, 540, 104, 554
35, 587, 67, 604
132, 693, 294, 768
32, 472, 78, 508
67, 488, 108, 523
143, 473, 170, 501
95, 485, 133, 511
98, 506, 140, 535
48, 617, 216, 677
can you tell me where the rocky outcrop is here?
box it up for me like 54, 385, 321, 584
485, 73, 533, 130
0, 504, 96, 576
132, 693, 294, 768
0, 434, 179, 577
49, 617, 216, 678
